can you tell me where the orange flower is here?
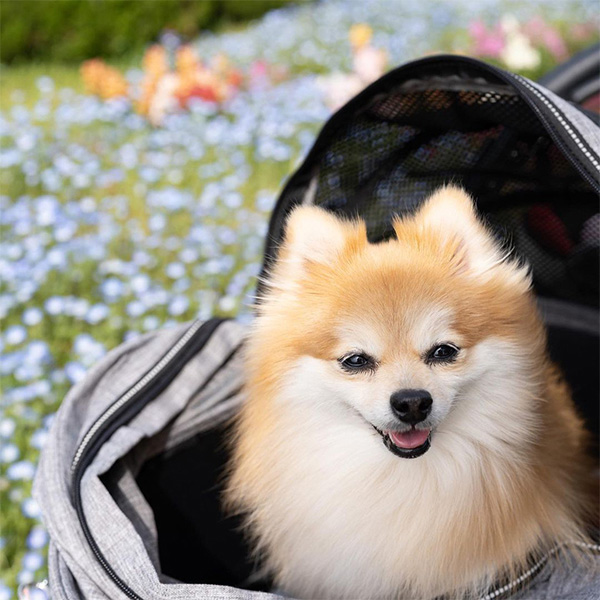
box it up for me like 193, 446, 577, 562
137, 77, 158, 117
176, 46, 200, 75
349, 24, 373, 50
80, 59, 128, 99
81, 59, 104, 95
143, 45, 169, 79
82, 42, 249, 122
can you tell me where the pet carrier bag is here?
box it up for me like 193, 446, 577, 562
34, 54, 599, 600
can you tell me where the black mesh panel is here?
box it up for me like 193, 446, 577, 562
291, 86, 598, 306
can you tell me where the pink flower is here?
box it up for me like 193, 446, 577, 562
469, 20, 505, 58
523, 17, 568, 61
250, 60, 268, 79
570, 23, 597, 42
542, 29, 568, 61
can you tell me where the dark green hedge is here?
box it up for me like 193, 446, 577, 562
0, 0, 301, 64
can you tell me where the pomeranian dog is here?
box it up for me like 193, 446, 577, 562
225, 186, 594, 599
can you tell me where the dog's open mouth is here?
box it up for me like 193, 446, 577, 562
373, 426, 431, 459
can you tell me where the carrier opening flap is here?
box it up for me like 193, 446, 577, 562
260, 55, 600, 310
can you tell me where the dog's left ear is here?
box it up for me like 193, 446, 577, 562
407, 186, 514, 278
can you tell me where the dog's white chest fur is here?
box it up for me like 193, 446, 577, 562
253, 401, 512, 600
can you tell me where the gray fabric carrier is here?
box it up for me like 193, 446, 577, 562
35, 320, 276, 599
34, 55, 600, 599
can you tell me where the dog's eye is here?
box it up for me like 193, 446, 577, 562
426, 344, 459, 364
339, 353, 375, 372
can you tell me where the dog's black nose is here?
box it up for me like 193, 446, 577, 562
390, 389, 433, 425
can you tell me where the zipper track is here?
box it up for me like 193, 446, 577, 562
479, 541, 600, 600
514, 75, 600, 169
509, 73, 600, 188
71, 317, 228, 599
71, 319, 205, 474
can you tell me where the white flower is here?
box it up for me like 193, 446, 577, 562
501, 32, 541, 71
500, 15, 541, 71
148, 73, 179, 126
500, 14, 520, 36
316, 72, 363, 111
353, 46, 387, 85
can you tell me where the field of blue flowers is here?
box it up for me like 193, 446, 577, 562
1, 0, 597, 597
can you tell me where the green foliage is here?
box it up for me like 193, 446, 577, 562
0, 0, 298, 64
222, 0, 293, 21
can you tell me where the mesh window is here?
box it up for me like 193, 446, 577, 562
279, 84, 598, 307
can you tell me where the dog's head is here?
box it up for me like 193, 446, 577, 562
253, 186, 546, 459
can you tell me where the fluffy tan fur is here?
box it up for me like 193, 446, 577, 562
225, 186, 594, 599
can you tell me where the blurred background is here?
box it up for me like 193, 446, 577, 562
0, 0, 598, 596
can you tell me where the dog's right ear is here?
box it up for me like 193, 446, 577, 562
272, 206, 365, 287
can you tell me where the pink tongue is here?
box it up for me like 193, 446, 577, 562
388, 429, 430, 449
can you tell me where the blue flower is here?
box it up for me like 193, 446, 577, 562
86, 303, 110, 324
14, 364, 42, 383
100, 277, 125, 300
40, 168, 62, 193
4, 325, 26, 346
126, 300, 146, 318
0, 148, 22, 168
22, 307, 43, 326
73, 334, 105, 366
26, 526, 48, 550
223, 192, 243, 209
255, 191, 276, 212
0, 582, 11, 600
218, 296, 237, 313
22, 552, 44, 572
130, 274, 151, 296
17, 570, 34, 585
0, 443, 19, 464
179, 248, 199, 264
142, 315, 160, 331
36, 76, 55, 94
7, 461, 35, 481
168, 295, 189, 316
30, 429, 48, 450
166, 262, 186, 279
0, 351, 24, 376
65, 297, 90, 319
44, 296, 66, 316
123, 330, 140, 342
139, 166, 160, 183
21, 498, 41, 519
0, 418, 16, 438
217, 228, 237, 246
148, 214, 166, 232
64, 361, 87, 384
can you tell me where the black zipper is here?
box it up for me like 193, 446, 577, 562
505, 72, 600, 189
70, 317, 229, 599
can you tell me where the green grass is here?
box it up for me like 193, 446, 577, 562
0, 50, 150, 110
0, 63, 83, 110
